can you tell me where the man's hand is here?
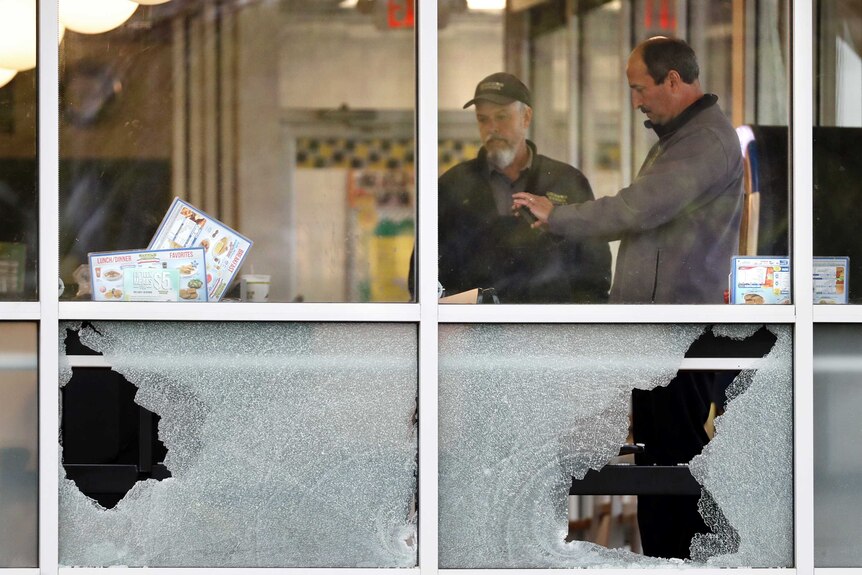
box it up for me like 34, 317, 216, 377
512, 192, 553, 229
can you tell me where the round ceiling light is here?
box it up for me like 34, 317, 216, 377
0, 67, 17, 89
60, 0, 139, 35
0, 0, 36, 71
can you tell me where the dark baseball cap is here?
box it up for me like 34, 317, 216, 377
462, 72, 532, 109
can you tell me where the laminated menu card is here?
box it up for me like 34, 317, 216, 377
89, 248, 208, 302
813, 257, 849, 304
730, 256, 791, 304
148, 198, 253, 301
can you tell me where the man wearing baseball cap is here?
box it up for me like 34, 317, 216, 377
433, 72, 611, 303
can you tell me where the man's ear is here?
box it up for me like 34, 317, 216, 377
666, 69, 682, 90
523, 105, 533, 128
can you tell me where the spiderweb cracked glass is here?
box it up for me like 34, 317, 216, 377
59, 321, 417, 568
439, 323, 792, 568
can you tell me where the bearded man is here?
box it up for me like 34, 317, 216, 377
436, 72, 611, 303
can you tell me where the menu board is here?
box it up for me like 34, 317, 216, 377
813, 257, 849, 304
89, 248, 208, 302
148, 198, 253, 301
730, 257, 791, 304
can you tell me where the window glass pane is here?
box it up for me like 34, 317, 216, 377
814, 324, 862, 566
59, 1, 415, 303
814, 0, 861, 304
438, 1, 790, 304
60, 321, 417, 567
439, 323, 792, 567
0, 322, 38, 567
0, 1, 38, 301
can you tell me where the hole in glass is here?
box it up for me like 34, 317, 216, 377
61, 326, 171, 509
439, 324, 793, 568
566, 327, 777, 559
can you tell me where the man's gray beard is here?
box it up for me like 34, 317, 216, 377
486, 146, 516, 170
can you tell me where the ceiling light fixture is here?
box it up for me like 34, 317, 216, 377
0, 0, 36, 71
0, 68, 17, 89
466, 0, 505, 10
60, 0, 139, 35
0, 0, 65, 72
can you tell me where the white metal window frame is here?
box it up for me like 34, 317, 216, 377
0, 0, 850, 574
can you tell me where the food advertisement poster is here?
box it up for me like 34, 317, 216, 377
88, 248, 208, 302
813, 257, 849, 304
347, 169, 414, 302
730, 256, 791, 304
148, 198, 253, 301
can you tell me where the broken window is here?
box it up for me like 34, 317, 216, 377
814, 324, 862, 566
59, 321, 418, 568
0, 322, 38, 568
62, 326, 171, 509
439, 323, 793, 568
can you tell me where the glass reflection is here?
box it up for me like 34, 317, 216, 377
0, 0, 38, 301
59, 0, 415, 303
815, 0, 862, 304
0, 322, 38, 567
815, 325, 862, 565
438, 1, 790, 304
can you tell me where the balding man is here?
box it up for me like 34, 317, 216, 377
515, 37, 744, 304
516, 37, 746, 559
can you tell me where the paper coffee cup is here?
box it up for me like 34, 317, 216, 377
241, 274, 271, 302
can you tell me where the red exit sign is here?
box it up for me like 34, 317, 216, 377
387, 0, 414, 28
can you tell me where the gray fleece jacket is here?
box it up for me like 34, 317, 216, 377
547, 95, 743, 303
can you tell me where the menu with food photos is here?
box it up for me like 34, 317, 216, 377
730, 256, 791, 304
813, 257, 849, 304
148, 198, 253, 301
88, 248, 208, 302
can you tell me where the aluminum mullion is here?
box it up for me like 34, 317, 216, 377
37, 0, 61, 573
813, 305, 862, 323
438, 304, 797, 324
0, 302, 41, 320
443, 570, 796, 575
416, 1, 438, 574
57, 570, 418, 575
58, 302, 420, 322
791, 0, 815, 574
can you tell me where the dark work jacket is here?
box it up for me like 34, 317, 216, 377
437, 141, 611, 303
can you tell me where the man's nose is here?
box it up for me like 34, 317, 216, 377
630, 92, 642, 110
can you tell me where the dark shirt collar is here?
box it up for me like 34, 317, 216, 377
645, 93, 718, 139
